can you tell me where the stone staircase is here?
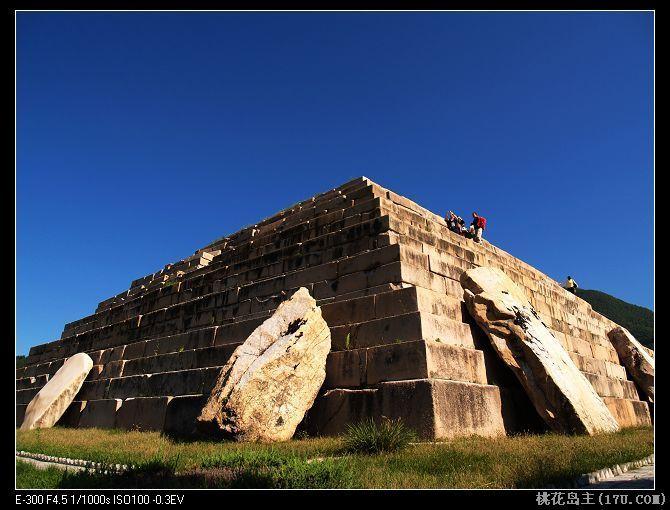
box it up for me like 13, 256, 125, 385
16, 177, 651, 438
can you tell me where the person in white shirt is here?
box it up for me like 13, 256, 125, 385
563, 276, 578, 294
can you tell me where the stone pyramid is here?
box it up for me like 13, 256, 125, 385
16, 177, 652, 438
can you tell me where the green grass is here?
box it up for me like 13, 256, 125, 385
342, 418, 416, 454
16, 427, 341, 471
16, 461, 67, 489
16, 426, 653, 489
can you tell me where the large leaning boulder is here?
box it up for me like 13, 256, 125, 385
607, 326, 654, 403
20, 352, 93, 430
197, 287, 331, 441
461, 267, 619, 435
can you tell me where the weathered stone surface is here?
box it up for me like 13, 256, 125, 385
607, 326, 654, 403
602, 397, 652, 428
303, 379, 505, 439
56, 401, 87, 428
325, 340, 487, 389
79, 399, 121, 428
461, 267, 619, 435
20, 353, 93, 430
197, 287, 331, 441
116, 397, 171, 431
164, 395, 208, 437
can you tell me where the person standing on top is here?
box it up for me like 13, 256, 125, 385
563, 276, 578, 294
471, 212, 487, 243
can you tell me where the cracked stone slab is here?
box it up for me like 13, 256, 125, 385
607, 326, 654, 403
198, 287, 331, 441
460, 267, 619, 435
20, 353, 93, 430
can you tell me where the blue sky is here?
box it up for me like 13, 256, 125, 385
16, 12, 653, 355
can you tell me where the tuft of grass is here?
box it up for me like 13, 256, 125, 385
342, 418, 417, 455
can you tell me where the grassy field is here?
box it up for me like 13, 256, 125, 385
16, 426, 653, 489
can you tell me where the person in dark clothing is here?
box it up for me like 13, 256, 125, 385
446, 211, 466, 235
446, 211, 458, 232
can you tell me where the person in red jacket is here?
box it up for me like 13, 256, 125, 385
470, 212, 487, 243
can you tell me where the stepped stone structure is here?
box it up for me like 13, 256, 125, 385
16, 177, 652, 439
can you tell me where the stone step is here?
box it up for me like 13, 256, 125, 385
16, 374, 49, 390
330, 311, 476, 350
568, 351, 628, 381
77, 399, 121, 428
76, 366, 221, 402
302, 378, 506, 439
158, 196, 383, 284
16, 358, 65, 380
380, 185, 447, 227
118, 326, 219, 361
73, 397, 171, 431
311, 257, 464, 302
583, 372, 641, 400
325, 340, 488, 389
16, 387, 40, 405
602, 397, 652, 428
321, 286, 465, 327
237, 185, 383, 255
121, 344, 239, 378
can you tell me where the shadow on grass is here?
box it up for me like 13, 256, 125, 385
54, 466, 355, 489
48, 451, 357, 489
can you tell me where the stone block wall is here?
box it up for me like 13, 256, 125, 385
16, 177, 651, 438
